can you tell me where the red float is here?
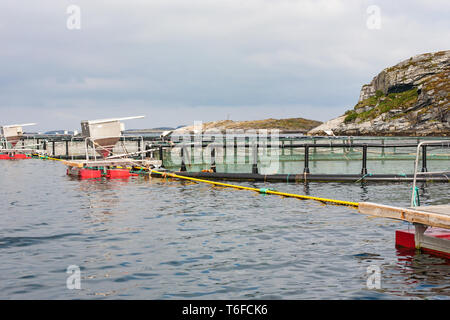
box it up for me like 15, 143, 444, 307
0, 153, 31, 160
79, 169, 102, 179
106, 169, 131, 179
396, 228, 450, 259
66, 166, 102, 179
13, 154, 30, 159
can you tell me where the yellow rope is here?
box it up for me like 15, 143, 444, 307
35, 154, 359, 208
149, 169, 359, 208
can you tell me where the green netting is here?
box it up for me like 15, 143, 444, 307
162, 137, 450, 175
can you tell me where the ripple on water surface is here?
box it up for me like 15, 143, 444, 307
0, 160, 449, 299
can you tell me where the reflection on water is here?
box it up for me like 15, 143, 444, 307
387, 249, 450, 299
0, 160, 448, 299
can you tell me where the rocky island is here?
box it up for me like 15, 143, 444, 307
309, 50, 449, 136
174, 118, 322, 134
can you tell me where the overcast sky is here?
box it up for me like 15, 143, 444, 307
0, 0, 448, 131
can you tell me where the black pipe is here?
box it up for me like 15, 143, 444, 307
304, 145, 310, 174
180, 147, 186, 172
421, 145, 427, 172
161, 171, 450, 183
211, 147, 216, 173
361, 145, 368, 175
146, 140, 450, 150
159, 146, 164, 167
252, 143, 258, 174
65, 140, 69, 157
167, 142, 442, 149
52, 141, 56, 156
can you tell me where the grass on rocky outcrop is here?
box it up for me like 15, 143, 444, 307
344, 88, 419, 123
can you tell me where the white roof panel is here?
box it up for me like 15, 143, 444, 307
2, 123, 37, 128
82, 116, 145, 125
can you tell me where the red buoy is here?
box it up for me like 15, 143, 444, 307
79, 169, 102, 179
0, 154, 31, 160
66, 166, 102, 179
106, 169, 131, 179
12, 154, 30, 159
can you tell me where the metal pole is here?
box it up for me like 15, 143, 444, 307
180, 146, 186, 172
361, 144, 368, 175
252, 141, 258, 174
304, 145, 310, 174
159, 146, 164, 167
211, 147, 216, 172
421, 145, 427, 172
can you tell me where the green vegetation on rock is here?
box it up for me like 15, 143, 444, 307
310, 50, 449, 136
344, 88, 419, 123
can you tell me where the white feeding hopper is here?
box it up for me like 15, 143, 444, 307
1, 123, 37, 147
81, 116, 145, 158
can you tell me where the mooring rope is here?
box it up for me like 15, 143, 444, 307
33, 154, 65, 162
32, 152, 359, 208
149, 169, 359, 208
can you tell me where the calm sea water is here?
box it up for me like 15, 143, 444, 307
0, 159, 449, 300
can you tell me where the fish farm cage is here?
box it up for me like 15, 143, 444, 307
8, 135, 450, 182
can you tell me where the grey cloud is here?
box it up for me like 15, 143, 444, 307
0, 0, 448, 131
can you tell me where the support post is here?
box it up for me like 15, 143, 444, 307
180, 146, 186, 172
303, 145, 310, 174
211, 147, 216, 172
159, 146, 164, 167
421, 145, 427, 172
52, 141, 56, 156
65, 140, 69, 158
414, 223, 428, 250
361, 144, 368, 175
252, 141, 258, 174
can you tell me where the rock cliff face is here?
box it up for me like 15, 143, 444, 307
309, 50, 449, 136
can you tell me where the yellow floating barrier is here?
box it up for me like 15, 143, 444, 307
149, 169, 359, 208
